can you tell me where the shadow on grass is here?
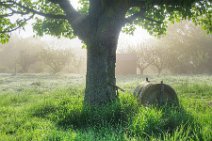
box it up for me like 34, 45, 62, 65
56, 98, 137, 130
30, 95, 203, 140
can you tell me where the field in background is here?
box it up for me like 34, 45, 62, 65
0, 74, 211, 140
0, 73, 84, 93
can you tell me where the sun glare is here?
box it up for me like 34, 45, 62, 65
118, 28, 153, 51
70, 0, 80, 9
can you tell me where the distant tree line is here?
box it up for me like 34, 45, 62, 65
0, 35, 86, 74
1, 22, 211, 75
127, 22, 212, 75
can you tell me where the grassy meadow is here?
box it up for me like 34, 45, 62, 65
0, 74, 211, 141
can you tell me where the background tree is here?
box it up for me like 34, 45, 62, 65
0, 35, 86, 74
0, 35, 45, 73
164, 21, 212, 74
128, 45, 154, 75
17, 50, 37, 73
151, 47, 169, 76
66, 56, 86, 74
0, 0, 211, 105
40, 48, 70, 74
0, 35, 20, 73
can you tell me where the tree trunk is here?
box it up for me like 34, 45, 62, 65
138, 66, 144, 75
84, 22, 123, 105
157, 67, 162, 76
84, 37, 119, 105
82, 4, 127, 105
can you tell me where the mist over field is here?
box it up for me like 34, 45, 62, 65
0, 0, 212, 140
0, 20, 211, 140
0, 21, 211, 75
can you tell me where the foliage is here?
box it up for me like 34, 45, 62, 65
33, 18, 75, 38
0, 0, 211, 43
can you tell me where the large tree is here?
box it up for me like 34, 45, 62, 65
0, 0, 211, 105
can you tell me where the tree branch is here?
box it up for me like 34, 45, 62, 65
48, 0, 89, 41
125, 9, 162, 24
49, 0, 83, 24
130, 0, 146, 7
131, 0, 195, 8
1, 0, 89, 40
0, 5, 29, 18
0, 14, 34, 33
8, 7, 30, 15
0, 12, 13, 18
0, 1, 66, 19
89, 0, 103, 16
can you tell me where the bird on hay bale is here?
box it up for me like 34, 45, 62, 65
133, 78, 179, 106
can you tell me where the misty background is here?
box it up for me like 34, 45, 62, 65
0, 21, 211, 75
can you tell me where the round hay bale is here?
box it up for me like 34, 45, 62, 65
134, 81, 179, 106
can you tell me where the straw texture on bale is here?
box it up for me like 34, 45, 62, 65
134, 82, 179, 106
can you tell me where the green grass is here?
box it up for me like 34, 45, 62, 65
0, 74, 211, 140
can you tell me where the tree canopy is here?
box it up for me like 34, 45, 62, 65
0, 0, 211, 43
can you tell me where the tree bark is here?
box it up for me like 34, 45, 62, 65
82, 3, 128, 105
84, 34, 120, 105
84, 16, 124, 105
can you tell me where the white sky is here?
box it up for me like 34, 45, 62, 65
13, 0, 152, 51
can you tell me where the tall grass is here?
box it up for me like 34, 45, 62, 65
0, 77, 211, 141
